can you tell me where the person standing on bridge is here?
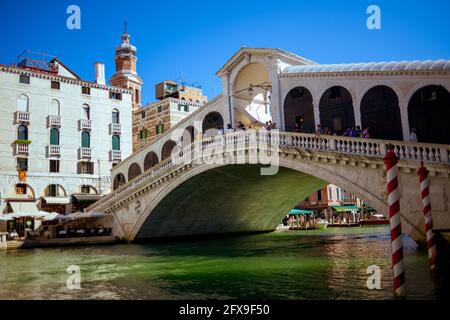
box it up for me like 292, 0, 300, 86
410, 128, 418, 142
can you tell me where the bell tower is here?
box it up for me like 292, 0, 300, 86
110, 22, 143, 111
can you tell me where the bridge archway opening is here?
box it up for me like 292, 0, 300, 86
181, 126, 196, 148
135, 164, 381, 241
408, 85, 450, 144
319, 86, 355, 135
361, 85, 403, 140
113, 173, 126, 190
128, 163, 142, 181
161, 140, 178, 161
284, 87, 315, 133
144, 151, 159, 171
202, 112, 224, 137
233, 62, 272, 125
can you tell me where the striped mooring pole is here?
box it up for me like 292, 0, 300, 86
417, 162, 437, 271
383, 148, 406, 297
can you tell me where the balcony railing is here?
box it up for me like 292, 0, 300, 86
78, 147, 92, 159
109, 123, 121, 135
78, 119, 92, 131
47, 115, 61, 127
15, 111, 30, 124
110, 150, 122, 161
47, 145, 61, 157
16, 142, 29, 155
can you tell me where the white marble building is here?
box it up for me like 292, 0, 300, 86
0, 52, 133, 214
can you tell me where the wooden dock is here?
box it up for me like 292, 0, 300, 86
3, 236, 118, 250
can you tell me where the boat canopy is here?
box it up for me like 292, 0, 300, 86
289, 209, 315, 215
331, 205, 359, 212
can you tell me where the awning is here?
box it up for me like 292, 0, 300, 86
289, 209, 315, 215
4, 202, 48, 218
43, 197, 71, 205
72, 194, 101, 202
331, 205, 360, 212
67, 211, 109, 220
44, 212, 70, 221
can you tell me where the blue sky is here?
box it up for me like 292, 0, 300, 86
1, 0, 449, 104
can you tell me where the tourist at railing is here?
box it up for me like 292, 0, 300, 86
362, 127, 370, 138
410, 128, 418, 142
225, 124, 235, 133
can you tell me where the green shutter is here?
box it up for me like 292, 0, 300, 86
112, 135, 120, 150
50, 128, 59, 145
81, 132, 90, 148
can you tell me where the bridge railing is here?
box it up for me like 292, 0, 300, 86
92, 131, 450, 211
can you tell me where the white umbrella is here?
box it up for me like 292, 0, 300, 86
2, 211, 49, 219
0, 215, 13, 221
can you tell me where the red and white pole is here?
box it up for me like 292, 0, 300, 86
417, 162, 436, 271
383, 148, 406, 297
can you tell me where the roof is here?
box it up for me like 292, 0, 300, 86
289, 209, 315, 215
216, 47, 316, 77
283, 60, 450, 74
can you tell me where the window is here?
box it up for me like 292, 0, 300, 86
82, 104, 90, 120
17, 158, 28, 171
19, 75, 30, 85
17, 94, 29, 112
78, 162, 94, 174
156, 122, 164, 135
51, 81, 60, 90
81, 86, 90, 95
157, 105, 162, 113
81, 185, 91, 194
109, 92, 122, 100
317, 190, 322, 202
139, 129, 148, 140
112, 109, 120, 124
112, 135, 120, 151
50, 128, 60, 145
16, 183, 27, 195
81, 132, 90, 148
140, 111, 146, 119
17, 125, 28, 140
135, 89, 139, 104
47, 184, 58, 197
49, 99, 60, 116
166, 84, 171, 91
49, 160, 60, 173
329, 187, 332, 200
177, 104, 189, 112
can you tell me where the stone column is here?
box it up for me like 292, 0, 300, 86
399, 97, 410, 141
221, 73, 234, 127
353, 99, 362, 127
313, 97, 320, 126
269, 60, 283, 130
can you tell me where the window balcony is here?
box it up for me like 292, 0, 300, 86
110, 150, 122, 162
15, 111, 30, 124
15, 142, 29, 155
78, 147, 92, 159
47, 145, 61, 157
78, 119, 92, 131
47, 115, 61, 127
109, 123, 121, 135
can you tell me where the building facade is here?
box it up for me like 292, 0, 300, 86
132, 82, 207, 152
0, 38, 134, 215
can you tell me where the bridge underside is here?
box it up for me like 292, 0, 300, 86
135, 165, 326, 241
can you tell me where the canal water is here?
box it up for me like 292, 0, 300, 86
0, 227, 435, 300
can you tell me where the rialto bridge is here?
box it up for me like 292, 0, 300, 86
88, 48, 450, 243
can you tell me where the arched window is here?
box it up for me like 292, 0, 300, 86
17, 125, 28, 140
82, 104, 90, 120
50, 128, 60, 145
50, 99, 60, 116
156, 121, 165, 134
112, 109, 120, 124
17, 94, 29, 112
81, 132, 90, 148
112, 135, 120, 151
113, 173, 126, 190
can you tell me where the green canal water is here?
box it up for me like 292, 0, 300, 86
0, 227, 436, 300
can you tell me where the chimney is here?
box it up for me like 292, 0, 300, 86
94, 62, 106, 85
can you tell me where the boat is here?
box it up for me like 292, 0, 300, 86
314, 219, 328, 230
360, 214, 389, 226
